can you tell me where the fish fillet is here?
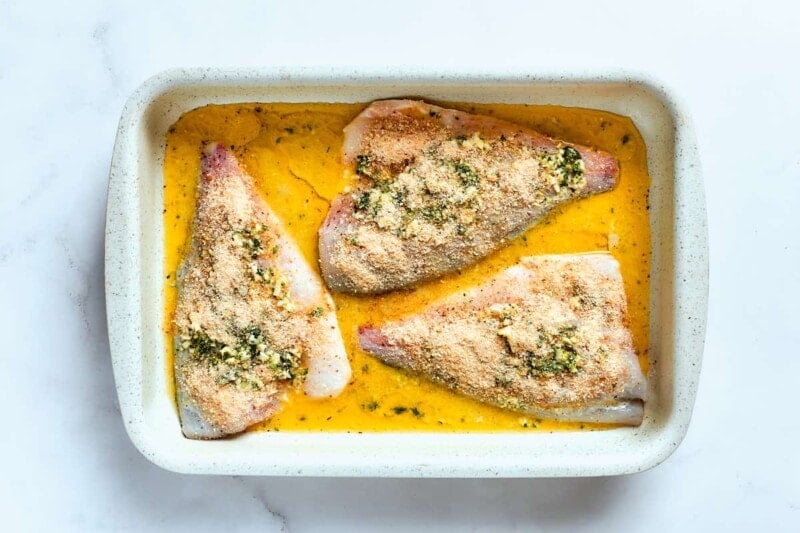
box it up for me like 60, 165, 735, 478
174, 143, 351, 439
358, 253, 647, 425
320, 100, 619, 294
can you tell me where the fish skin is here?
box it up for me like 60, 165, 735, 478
357, 253, 647, 426
174, 143, 351, 439
320, 100, 619, 294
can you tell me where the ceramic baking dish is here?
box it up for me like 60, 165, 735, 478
105, 68, 707, 477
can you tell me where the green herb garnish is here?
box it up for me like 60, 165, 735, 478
523, 325, 582, 376
355, 154, 373, 177
454, 162, 480, 188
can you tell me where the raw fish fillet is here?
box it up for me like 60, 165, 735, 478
174, 143, 351, 439
320, 100, 619, 294
358, 253, 646, 425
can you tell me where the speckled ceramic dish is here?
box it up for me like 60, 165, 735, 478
105, 68, 707, 477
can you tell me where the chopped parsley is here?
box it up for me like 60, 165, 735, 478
355, 191, 372, 211
391, 186, 408, 207
524, 325, 582, 376
419, 202, 448, 224
536, 146, 586, 194
556, 146, 585, 190
454, 162, 480, 188
232, 223, 266, 259
183, 331, 225, 361
387, 405, 424, 417
355, 154, 373, 177
179, 325, 306, 389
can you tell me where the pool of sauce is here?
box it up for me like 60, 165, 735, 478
163, 102, 651, 433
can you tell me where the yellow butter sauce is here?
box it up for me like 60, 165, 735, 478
163, 102, 650, 433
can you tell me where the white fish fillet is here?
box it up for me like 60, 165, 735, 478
174, 143, 351, 439
358, 253, 647, 425
320, 100, 620, 294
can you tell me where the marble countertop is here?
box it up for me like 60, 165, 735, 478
1, 0, 798, 530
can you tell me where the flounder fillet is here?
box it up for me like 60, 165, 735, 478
174, 143, 351, 439
358, 253, 646, 425
320, 100, 619, 294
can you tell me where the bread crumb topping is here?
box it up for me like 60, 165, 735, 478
177, 209, 307, 391
351, 136, 586, 242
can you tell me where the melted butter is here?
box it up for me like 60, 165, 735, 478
163, 102, 651, 433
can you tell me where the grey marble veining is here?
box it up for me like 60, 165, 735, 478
1, 0, 798, 531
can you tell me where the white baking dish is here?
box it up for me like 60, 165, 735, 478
105, 68, 707, 477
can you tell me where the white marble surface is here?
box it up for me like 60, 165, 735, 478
1, 0, 798, 530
